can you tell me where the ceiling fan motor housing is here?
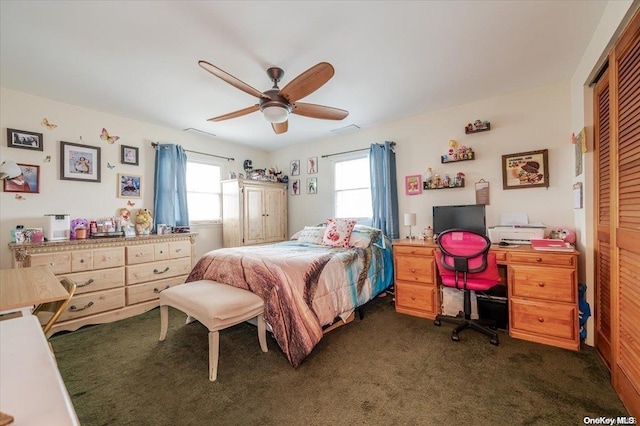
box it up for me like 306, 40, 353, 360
260, 89, 291, 123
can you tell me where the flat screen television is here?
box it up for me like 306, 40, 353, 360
432, 204, 487, 236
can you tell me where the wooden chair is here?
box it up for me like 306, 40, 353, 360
33, 278, 76, 336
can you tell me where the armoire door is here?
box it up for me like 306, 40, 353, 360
263, 186, 285, 243
594, 68, 612, 369
243, 185, 265, 245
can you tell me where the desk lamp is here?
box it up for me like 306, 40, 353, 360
404, 213, 417, 239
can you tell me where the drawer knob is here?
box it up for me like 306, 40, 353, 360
410, 268, 416, 273
77, 278, 95, 288
536, 258, 542, 263
69, 301, 94, 312
538, 282, 545, 287
49, 262, 55, 266
159, 250, 164, 254
411, 296, 416, 300
154, 285, 171, 293
80, 259, 85, 263
537, 317, 544, 323
154, 267, 170, 274
176, 248, 182, 252
136, 253, 144, 257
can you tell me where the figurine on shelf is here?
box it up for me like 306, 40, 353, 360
455, 172, 465, 187
466, 123, 474, 132
135, 208, 153, 236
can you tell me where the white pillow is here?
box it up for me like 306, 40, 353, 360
296, 226, 325, 245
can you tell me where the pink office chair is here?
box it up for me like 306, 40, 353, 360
434, 229, 501, 345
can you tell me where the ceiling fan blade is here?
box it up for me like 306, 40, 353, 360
207, 105, 259, 122
272, 121, 288, 135
199, 60, 268, 100
291, 102, 349, 120
279, 62, 334, 102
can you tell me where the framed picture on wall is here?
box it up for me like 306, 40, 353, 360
60, 141, 101, 182
3, 163, 40, 193
121, 145, 139, 165
290, 160, 300, 176
502, 149, 549, 190
307, 177, 317, 194
117, 173, 142, 198
7, 128, 43, 151
291, 179, 300, 195
405, 174, 422, 195
308, 157, 318, 174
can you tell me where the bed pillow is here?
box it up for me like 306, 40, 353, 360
349, 226, 382, 248
322, 218, 357, 248
296, 226, 325, 245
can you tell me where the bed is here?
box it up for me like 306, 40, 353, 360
186, 223, 393, 367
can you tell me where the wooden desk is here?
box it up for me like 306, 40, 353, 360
0, 266, 69, 313
0, 315, 80, 425
393, 239, 580, 350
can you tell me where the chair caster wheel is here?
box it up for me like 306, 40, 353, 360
451, 333, 459, 342
490, 337, 499, 346
434, 319, 441, 326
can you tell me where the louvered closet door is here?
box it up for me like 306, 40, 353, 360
594, 68, 612, 369
611, 9, 640, 416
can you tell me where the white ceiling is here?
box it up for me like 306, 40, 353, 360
0, 1, 608, 152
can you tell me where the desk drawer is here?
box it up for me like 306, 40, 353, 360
510, 298, 577, 341
126, 258, 192, 285
125, 275, 186, 305
395, 281, 436, 315
508, 252, 575, 267
394, 245, 434, 257
61, 267, 125, 295
60, 288, 125, 322
509, 265, 576, 303
395, 256, 434, 284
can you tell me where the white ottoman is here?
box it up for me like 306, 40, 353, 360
159, 280, 268, 381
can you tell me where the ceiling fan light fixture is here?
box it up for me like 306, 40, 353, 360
262, 105, 289, 123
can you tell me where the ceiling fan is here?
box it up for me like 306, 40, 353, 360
198, 60, 349, 135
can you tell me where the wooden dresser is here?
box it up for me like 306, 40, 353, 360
8, 233, 197, 336
393, 239, 579, 351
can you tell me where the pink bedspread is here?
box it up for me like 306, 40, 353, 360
186, 241, 387, 367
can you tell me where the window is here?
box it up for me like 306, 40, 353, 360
334, 155, 372, 220
186, 160, 222, 222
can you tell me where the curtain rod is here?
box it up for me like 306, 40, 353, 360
321, 142, 396, 159
150, 142, 234, 161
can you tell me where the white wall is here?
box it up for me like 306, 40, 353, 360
270, 82, 575, 239
0, 88, 268, 269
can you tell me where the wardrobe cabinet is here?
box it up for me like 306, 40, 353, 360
222, 179, 287, 247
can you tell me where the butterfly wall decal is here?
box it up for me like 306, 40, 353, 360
15, 194, 25, 200
127, 200, 136, 207
44, 155, 51, 162
107, 163, 115, 169
100, 128, 120, 144
41, 118, 58, 129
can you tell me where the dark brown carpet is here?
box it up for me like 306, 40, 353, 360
52, 295, 627, 425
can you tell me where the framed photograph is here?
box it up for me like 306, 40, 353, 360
290, 159, 300, 176
308, 157, 318, 174
291, 179, 300, 195
405, 174, 422, 195
60, 141, 101, 182
3, 163, 40, 193
502, 149, 549, 190
307, 177, 317, 194
121, 145, 139, 166
7, 128, 43, 151
117, 173, 142, 198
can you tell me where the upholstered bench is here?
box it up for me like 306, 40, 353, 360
159, 280, 268, 381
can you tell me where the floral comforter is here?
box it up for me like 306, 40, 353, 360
186, 238, 393, 367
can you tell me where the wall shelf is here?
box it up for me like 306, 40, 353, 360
423, 178, 465, 190
441, 157, 475, 164
465, 122, 491, 134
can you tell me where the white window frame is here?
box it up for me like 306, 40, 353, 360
186, 157, 223, 225
332, 153, 372, 224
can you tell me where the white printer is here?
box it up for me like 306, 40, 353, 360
488, 214, 546, 244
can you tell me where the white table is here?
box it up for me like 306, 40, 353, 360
0, 315, 80, 425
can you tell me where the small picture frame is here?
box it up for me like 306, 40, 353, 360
307, 177, 317, 194
60, 141, 101, 182
290, 160, 300, 176
3, 163, 40, 193
120, 145, 139, 166
405, 175, 422, 195
123, 225, 137, 238
291, 179, 300, 195
308, 157, 318, 174
7, 128, 44, 151
117, 173, 142, 198
502, 149, 549, 190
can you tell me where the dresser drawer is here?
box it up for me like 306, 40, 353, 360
60, 267, 125, 295
29, 252, 72, 274
71, 250, 93, 272
154, 243, 170, 261
125, 257, 192, 285
93, 247, 125, 269
395, 281, 437, 314
509, 265, 576, 303
60, 288, 125, 322
125, 275, 187, 305
395, 256, 434, 284
126, 244, 155, 265
510, 298, 577, 341
169, 240, 191, 259
394, 245, 434, 257
508, 252, 575, 267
